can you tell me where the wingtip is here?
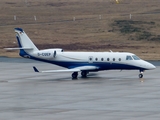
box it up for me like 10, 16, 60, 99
33, 66, 39, 72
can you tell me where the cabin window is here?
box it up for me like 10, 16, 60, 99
132, 55, 140, 60
101, 58, 104, 61
89, 56, 93, 63
119, 58, 121, 61
107, 58, 110, 61
126, 56, 133, 60
95, 58, 98, 61
113, 58, 115, 61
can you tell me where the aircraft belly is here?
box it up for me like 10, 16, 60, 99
94, 62, 143, 70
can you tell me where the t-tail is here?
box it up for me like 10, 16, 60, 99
6, 28, 39, 58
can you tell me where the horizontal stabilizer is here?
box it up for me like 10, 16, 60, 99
4, 47, 33, 50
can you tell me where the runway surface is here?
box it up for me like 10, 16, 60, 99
0, 57, 160, 120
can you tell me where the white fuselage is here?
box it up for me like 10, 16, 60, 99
27, 49, 155, 71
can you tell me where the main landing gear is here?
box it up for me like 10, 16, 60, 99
72, 72, 78, 79
81, 71, 88, 78
72, 71, 89, 79
139, 70, 144, 78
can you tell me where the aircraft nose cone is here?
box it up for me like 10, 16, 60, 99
150, 64, 156, 69
141, 60, 156, 70
148, 63, 156, 70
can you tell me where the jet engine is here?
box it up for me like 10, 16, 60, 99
36, 48, 63, 59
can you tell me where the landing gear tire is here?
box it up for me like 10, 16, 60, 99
139, 74, 143, 78
81, 71, 88, 78
72, 72, 78, 80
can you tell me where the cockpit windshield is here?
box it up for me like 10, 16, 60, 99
126, 55, 133, 60
132, 55, 140, 60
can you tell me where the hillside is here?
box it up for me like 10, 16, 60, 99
0, 0, 160, 60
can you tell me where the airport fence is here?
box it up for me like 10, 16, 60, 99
0, 13, 159, 27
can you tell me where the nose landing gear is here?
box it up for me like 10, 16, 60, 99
139, 70, 144, 78
139, 73, 143, 78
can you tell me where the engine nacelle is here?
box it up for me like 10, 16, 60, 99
35, 48, 63, 59
53, 48, 63, 52
52, 48, 63, 58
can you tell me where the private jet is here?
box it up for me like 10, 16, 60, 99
6, 28, 156, 79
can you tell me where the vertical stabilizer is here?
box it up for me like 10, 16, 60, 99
14, 28, 39, 57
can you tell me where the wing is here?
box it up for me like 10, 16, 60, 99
33, 66, 99, 73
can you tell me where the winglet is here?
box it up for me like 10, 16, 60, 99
33, 66, 39, 72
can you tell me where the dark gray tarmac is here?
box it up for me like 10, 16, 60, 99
0, 57, 160, 120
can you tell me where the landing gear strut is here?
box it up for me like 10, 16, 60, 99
139, 70, 144, 78
72, 72, 78, 79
